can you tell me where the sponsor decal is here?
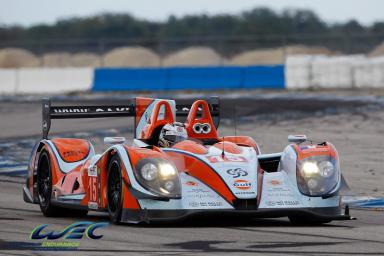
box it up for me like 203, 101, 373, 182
189, 201, 223, 208
53, 107, 131, 114
233, 179, 251, 190
235, 191, 255, 195
186, 188, 218, 199
266, 200, 300, 207
185, 181, 198, 186
260, 175, 304, 208
207, 155, 247, 163
63, 150, 85, 158
88, 165, 98, 177
95, 107, 131, 112
30, 222, 108, 250
189, 202, 199, 207
53, 108, 89, 113
88, 202, 98, 210
226, 168, 248, 178
269, 179, 281, 186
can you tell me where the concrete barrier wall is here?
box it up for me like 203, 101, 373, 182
0, 69, 17, 94
17, 68, 93, 94
286, 55, 384, 89
0, 68, 93, 94
354, 57, 384, 88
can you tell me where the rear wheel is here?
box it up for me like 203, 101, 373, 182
288, 216, 331, 225
37, 150, 88, 217
107, 154, 123, 224
37, 150, 61, 217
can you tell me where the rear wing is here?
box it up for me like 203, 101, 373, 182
42, 97, 220, 139
42, 98, 135, 139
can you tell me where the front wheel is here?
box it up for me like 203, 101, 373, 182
107, 154, 123, 224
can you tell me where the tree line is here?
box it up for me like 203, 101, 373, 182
1, 7, 383, 53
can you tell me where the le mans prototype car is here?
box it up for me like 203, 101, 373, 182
23, 97, 352, 224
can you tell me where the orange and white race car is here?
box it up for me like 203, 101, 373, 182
23, 97, 352, 224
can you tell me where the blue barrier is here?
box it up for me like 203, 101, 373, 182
92, 65, 285, 91
167, 66, 243, 90
243, 65, 285, 89
93, 68, 168, 91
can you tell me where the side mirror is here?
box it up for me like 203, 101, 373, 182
288, 134, 307, 144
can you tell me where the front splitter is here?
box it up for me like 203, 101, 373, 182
121, 206, 352, 224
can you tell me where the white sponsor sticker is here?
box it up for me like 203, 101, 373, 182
88, 165, 98, 177
88, 202, 98, 210
259, 173, 303, 208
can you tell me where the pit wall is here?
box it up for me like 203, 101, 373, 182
0, 57, 384, 94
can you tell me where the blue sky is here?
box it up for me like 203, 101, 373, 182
0, 0, 382, 26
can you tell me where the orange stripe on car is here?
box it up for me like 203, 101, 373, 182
213, 141, 242, 154
293, 143, 338, 160
166, 150, 236, 205
219, 136, 260, 154
172, 140, 208, 155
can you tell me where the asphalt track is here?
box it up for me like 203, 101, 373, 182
0, 178, 383, 255
0, 92, 384, 255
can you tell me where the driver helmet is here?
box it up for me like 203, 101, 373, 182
158, 122, 188, 147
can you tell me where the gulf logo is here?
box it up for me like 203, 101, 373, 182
233, 179, 251, 190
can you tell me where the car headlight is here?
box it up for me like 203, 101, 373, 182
141, 163, 158, 181
134, 158, 181, 198
158, 163, 177, 177
297, 156, 340, 196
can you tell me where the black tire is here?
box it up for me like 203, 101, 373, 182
107, 154, 123, 224
37, 150, 62, 217
37, 150, 88, 218
288, 216, 331, 225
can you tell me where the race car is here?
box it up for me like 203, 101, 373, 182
23, 97, 352, 224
